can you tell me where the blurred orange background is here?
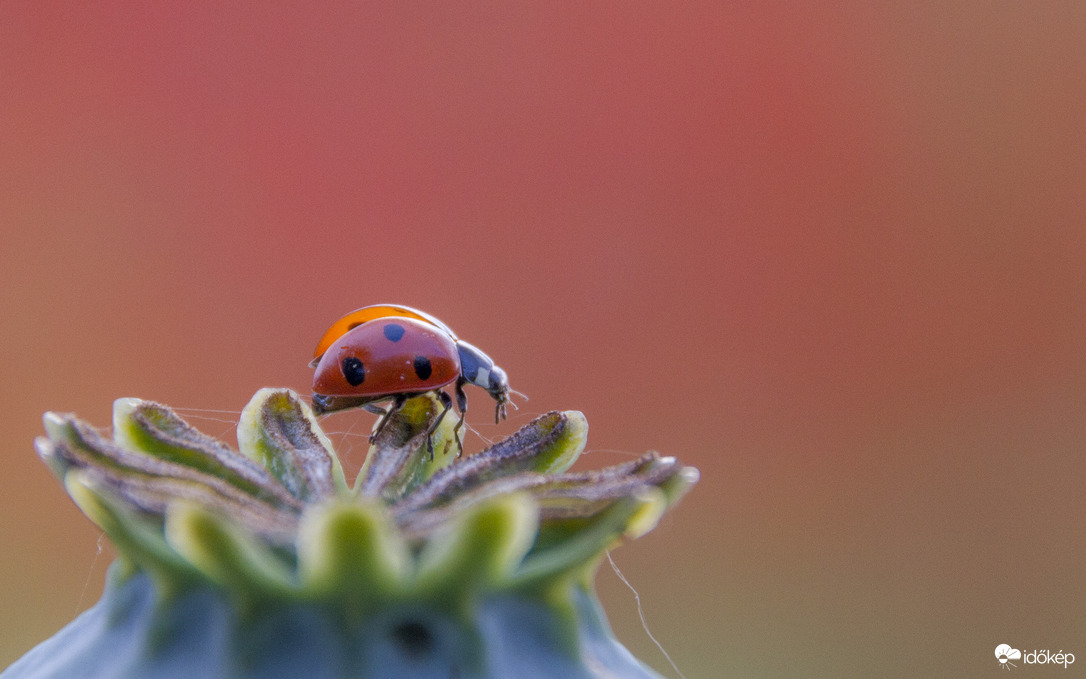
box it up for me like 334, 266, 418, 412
3, 3, 1085, 677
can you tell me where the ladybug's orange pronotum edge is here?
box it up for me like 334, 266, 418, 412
310, 305, 515, 456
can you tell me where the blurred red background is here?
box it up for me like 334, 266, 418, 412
3, 3, 1085, 677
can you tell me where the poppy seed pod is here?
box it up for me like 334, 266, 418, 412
7, 389, 698, 679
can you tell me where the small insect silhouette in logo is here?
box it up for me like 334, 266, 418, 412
995, 644, 1021, 670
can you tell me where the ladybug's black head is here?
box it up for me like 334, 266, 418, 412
487, 364, 511, 422
486, 364, 508, 398
456, 340, 512, 422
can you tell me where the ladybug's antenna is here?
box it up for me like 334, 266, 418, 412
498, 388, 527, 418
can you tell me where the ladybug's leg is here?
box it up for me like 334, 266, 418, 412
424, 391, 455, 460
370, 395, 405, 444
311, 394, 334, 415
452, 379, 468, 457
364, 402, 388, 444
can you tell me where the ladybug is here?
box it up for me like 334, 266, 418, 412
310, 305, 515, 455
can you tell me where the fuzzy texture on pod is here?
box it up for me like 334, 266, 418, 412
7, 389, 699, 679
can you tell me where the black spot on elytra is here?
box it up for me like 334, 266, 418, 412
413, 355, 433, 380
383, 323, 406, 342
390, 620, 434, 658
341, 357, 365, 386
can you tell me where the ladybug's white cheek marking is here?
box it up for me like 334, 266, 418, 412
473, 366, 491, 389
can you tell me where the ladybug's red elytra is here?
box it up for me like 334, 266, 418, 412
310, 305, 515, 456
309, 304, 457, 367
